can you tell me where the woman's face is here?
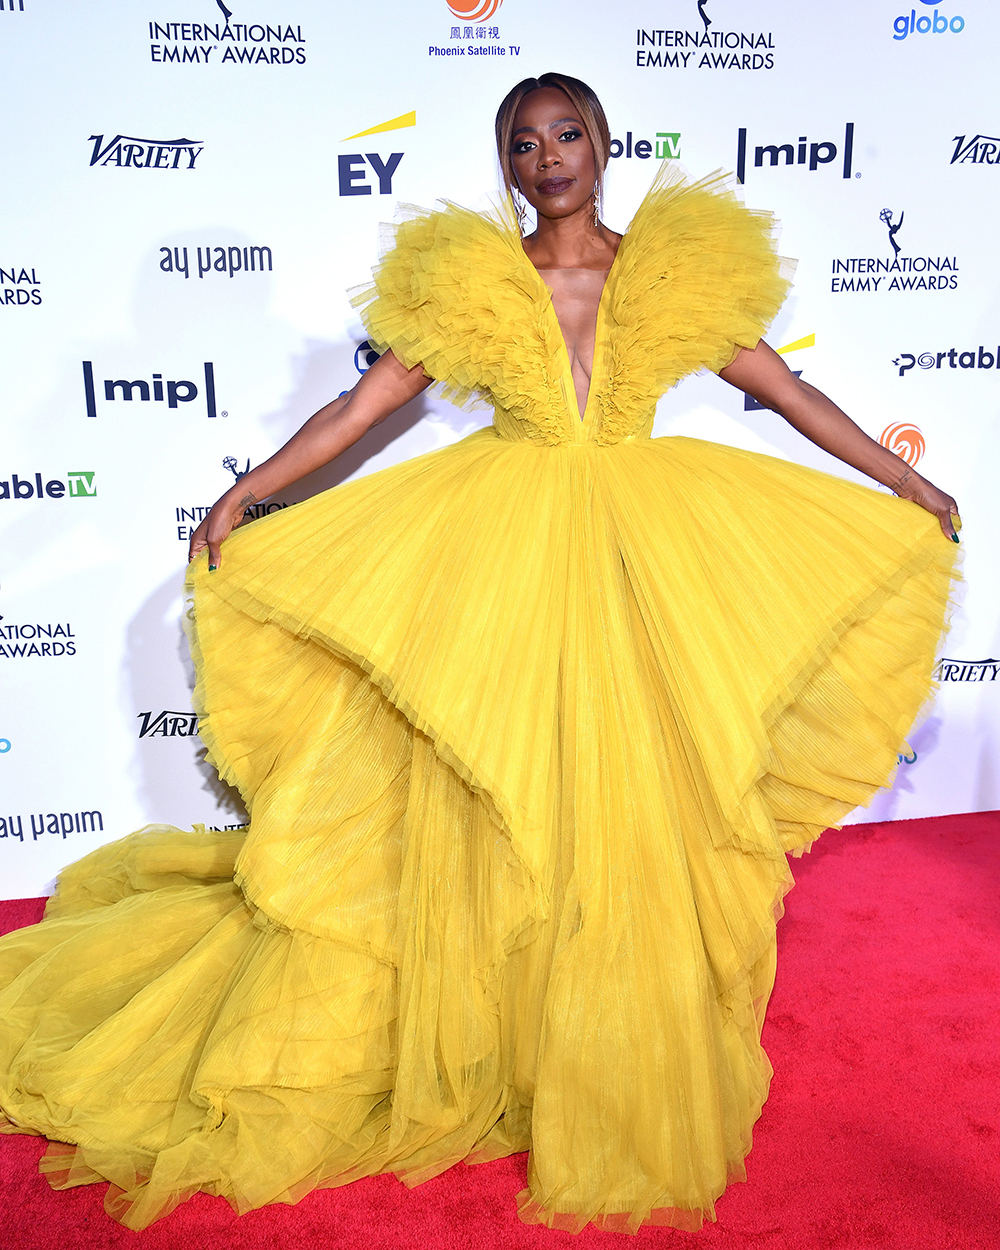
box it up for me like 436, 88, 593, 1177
509, 87, 597, 222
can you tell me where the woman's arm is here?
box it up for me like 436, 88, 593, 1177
188, 350, 431, 569
719, 340, 960, 540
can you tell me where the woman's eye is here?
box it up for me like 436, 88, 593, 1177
560, 129, 582, 142
513, 140, 535, 155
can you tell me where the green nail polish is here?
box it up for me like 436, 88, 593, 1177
208, 563, 217, 571
951, 534, 960, 544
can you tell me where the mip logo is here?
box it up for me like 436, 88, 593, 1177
82, 362, 219, 418
736, 123, 854, 183
447, 0, 503, 19
893, 2, 965, 39
89, 133, 203, 169
339, 110, 413, 196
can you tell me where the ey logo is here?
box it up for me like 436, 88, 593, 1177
339, 110, 414, 197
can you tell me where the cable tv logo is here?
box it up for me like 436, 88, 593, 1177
88, 133, 203, 170
609, 130, 681, 160
0, 471, 95, 500
82, 362, 220, 418
736, 123, 854, 183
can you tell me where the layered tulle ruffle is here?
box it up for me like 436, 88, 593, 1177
0, 431, 956, 1230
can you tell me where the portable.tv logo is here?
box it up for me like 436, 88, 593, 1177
82, 362, 219, 418
88, 133, 203, 169
893, 345, 998, 375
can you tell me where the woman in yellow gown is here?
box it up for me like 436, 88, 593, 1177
0, 74, 959, 1233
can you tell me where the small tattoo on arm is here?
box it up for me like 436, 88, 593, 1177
238, 492, 258, 509
891, 467, 912, 494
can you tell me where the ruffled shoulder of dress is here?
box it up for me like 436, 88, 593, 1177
597, 162, 795, 439
349, 199, 569, 439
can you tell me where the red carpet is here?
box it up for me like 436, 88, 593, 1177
2, 811, 998, 1250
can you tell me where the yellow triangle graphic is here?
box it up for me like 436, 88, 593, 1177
342, 111, 416, 141
776, 333, 816, 355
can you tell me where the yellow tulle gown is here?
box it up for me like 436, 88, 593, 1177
0, 164, 957, 1233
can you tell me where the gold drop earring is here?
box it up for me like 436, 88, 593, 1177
513, 189, 527, 234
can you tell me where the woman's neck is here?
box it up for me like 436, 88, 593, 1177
522, 202, 620, 271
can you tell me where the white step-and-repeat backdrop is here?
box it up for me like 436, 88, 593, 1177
1, 0, 997, 899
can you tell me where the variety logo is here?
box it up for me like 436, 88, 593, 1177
878, 422, 925, 467
147, 11, 307, 66
830, 209, 959, 294
175, 456, 291, 540
83, 361, 218, 418
0, 623, 77, 658
339, 111, 413, 196
0, 808, 104, 844
637, 2, 776, 71
137, 710, 199, 738
744, 333, 814, 411
737, 123, 854, 183
0, 471, 95, 500
893, 346, 998, 375
893, 4, 965, 40
89, 133, 203, 170
159, 244, 273, 279
609, 130, 681, 160
1, 266, 41, 308
934, 658, 999, 683
950, 133, 1000, 165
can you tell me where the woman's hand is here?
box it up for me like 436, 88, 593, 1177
888, 465, 961, 541
185, 351, 432, 572
188, 487, 257, 569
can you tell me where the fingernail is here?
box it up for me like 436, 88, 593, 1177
208, 564, 217, 571
950, 534, 960, 544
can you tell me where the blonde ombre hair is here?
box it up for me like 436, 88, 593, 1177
495, 73, 611, 215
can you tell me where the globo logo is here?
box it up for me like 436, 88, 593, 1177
893, 6, 965, 39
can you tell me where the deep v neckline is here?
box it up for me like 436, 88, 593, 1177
517, 227, 633, 433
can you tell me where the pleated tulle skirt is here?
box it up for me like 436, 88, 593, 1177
0, 430, 957, 1231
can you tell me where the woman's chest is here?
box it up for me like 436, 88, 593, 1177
536, 267, 610, 371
